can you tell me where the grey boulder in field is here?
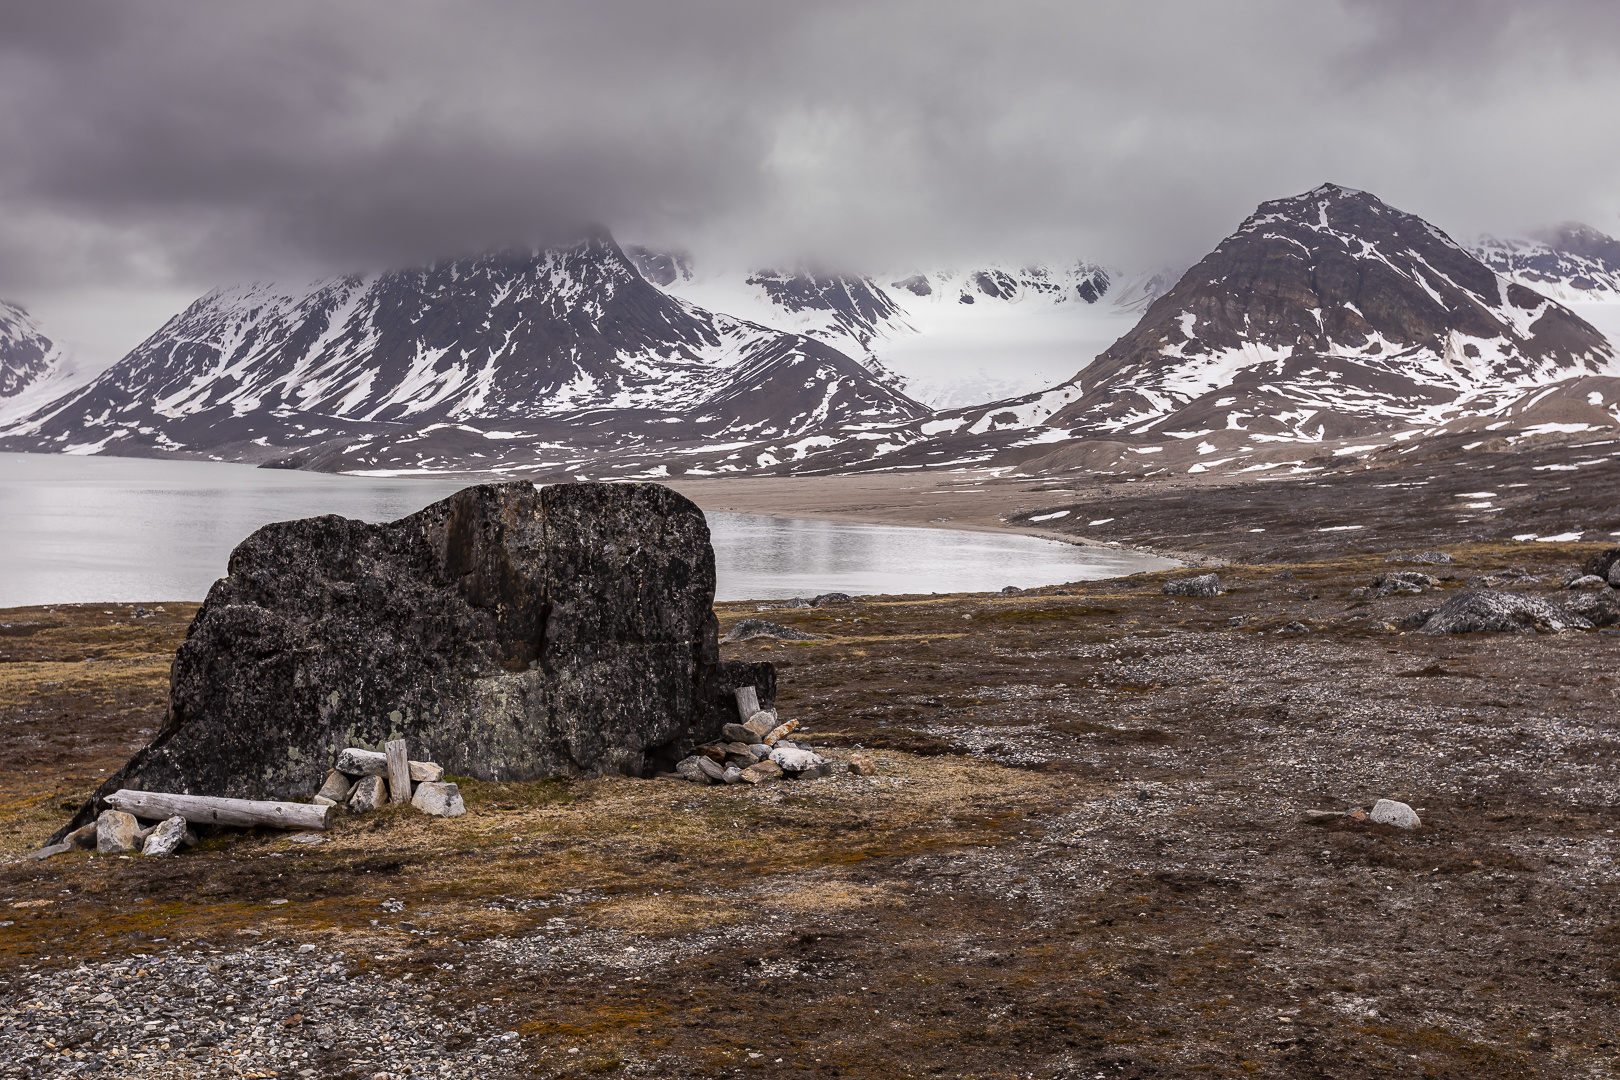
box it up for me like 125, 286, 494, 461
53, 481, 772, 842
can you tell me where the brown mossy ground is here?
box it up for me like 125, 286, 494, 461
4, 532, 1620, 1076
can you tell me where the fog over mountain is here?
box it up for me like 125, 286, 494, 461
2, 1, 1619, 368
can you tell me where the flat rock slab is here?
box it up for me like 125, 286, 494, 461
54, 482, 774, 843
722, 619, 820, 643
740, 760, 783, 784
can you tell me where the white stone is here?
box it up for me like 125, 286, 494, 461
770, 747, 825, 774
141, 816, 190, 858
1370, 798, 1421, 829
410, 781, 466, 818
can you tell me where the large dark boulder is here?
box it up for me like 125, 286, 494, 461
55, 481, 770, 840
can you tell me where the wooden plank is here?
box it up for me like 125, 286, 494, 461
733, 685, 760, 719
385, 739, 412, 804
104, 790, 334, 831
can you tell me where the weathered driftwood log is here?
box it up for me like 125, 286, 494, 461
104, 790, 334, 831
385, 740, 412, 805
734, 685, 761, 719
334, 748, 444, 782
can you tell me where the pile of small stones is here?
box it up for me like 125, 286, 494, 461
318, 746, 464, 819
673, 708, 874, 786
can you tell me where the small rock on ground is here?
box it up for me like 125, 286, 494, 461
1370, 799, 1421, 829
142, 816, 191, 858
96, 810, 139, 854
1385, 551, 1452, 564
1163, 574, 1222, 598
410, 781, 466, 818
722, 619, 819, 643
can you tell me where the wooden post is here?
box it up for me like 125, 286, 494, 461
385, 739, 412, 804
733, 685, 760, 720
104, 790, 334, 831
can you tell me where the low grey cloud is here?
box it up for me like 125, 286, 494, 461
2, 0, 1618, 301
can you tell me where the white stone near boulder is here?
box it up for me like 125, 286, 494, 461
141, 816, 190, 858
410, 781, 466, 817
1370, 798, 1421, 829
96, 810, 139, 854
770, 746, 825, 774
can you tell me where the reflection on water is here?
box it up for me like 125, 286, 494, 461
0, 453, 1172, 607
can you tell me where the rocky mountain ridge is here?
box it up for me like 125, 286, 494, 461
4, 188, 1619, 480
0, 233, 928, 465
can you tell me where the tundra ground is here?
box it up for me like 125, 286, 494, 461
3, 449, 1620, 1079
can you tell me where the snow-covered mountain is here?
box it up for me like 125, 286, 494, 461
0, 300, 82, 427
0, 232, 927, 462
1471, 223, 1620, 357
1473, 224, 1620, 303
0, 300, 57, 399
1029, 184, 1615, 440
643, 257, 1173, 409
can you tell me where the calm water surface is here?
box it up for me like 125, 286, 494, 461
0, 453, 1171, 606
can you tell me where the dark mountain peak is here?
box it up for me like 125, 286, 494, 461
1238, 183, 1459, 253
0, 229, 925, 465
1046, 186, 1614, 438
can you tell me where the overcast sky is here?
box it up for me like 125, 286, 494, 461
3, 0, 1619, 366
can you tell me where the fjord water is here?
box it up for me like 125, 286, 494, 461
0, 453, 1170, 607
